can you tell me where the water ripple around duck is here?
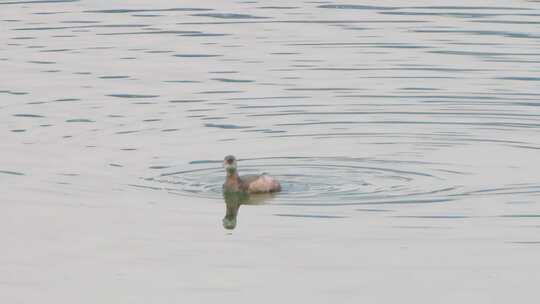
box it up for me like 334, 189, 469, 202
145, 157, 468, 205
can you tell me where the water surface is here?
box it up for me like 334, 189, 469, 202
2, 0, 540, 302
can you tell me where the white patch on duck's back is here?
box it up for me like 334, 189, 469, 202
247, 175, 280, 193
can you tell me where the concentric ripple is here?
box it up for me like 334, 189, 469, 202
145, 157, 466, 205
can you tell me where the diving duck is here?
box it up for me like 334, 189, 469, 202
222, 155, 281, 194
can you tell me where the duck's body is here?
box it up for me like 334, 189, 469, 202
222, 155, 281, 194
224, 172, 281, 194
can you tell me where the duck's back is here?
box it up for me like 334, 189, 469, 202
241, 174, 281, 193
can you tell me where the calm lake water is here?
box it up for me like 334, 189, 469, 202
2, 0, 540, 302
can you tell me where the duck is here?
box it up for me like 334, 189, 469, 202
222, 155, 281, 194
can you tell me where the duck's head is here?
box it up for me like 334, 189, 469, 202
223, 217, 236, 230
223, 155, 237, 173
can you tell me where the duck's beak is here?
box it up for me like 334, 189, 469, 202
224, 160, 236, 170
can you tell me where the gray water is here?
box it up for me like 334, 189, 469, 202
2, 0, 540, 302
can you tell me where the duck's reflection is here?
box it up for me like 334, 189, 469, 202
222, 190, 275, 230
